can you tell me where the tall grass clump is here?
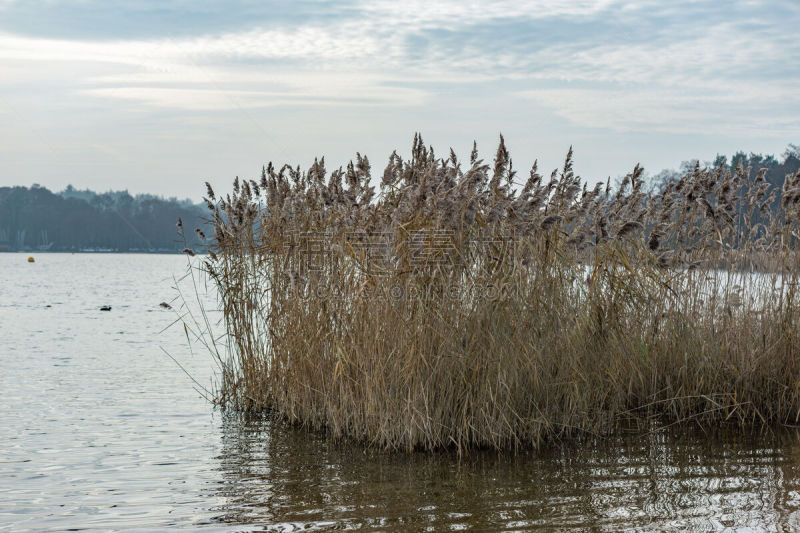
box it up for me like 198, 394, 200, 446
197, 134, 800, 452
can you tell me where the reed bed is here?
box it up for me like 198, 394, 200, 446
195, 135, 800, 452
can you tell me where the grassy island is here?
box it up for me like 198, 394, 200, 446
197, 135, 800, 452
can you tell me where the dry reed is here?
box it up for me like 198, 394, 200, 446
195, 135, 800, 452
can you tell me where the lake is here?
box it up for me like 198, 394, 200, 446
3, 253, 800, 531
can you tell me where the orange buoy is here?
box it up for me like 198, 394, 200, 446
27, 256, 35, 263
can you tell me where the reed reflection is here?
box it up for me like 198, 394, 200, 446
210, 416, 800, 531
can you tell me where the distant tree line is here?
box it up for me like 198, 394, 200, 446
0, 184, 209, 252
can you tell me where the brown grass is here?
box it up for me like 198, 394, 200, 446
193, 134, 800, 452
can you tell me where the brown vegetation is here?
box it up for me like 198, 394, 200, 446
194, 135, 800, 452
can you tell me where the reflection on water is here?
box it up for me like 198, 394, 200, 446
212, 415, 800, 531
3, 253, 800, 531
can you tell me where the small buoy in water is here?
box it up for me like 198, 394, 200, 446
27, 256, 35, 263
100, 305, 112, 311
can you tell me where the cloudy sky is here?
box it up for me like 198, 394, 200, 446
0, 0, 798, 199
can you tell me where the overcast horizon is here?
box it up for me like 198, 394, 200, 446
1, 0, 798, 200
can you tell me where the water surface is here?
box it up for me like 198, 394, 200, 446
2, 253, 800, 531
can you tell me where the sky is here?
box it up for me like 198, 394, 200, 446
0, 0, 798, 200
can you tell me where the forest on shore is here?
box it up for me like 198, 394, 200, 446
0, 185, 208, 252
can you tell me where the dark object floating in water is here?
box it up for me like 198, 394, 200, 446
159, 302, 172, 309
100, 305, 112, 311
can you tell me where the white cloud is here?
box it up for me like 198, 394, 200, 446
528, 23, 791, 85
0, 22, 386, 67
0, 1, 797, 131
84, 81, 426, 110
358, 0, 623, 27
517, 86, 800, 136
0, 28, 418, 107
506, 20, 800, 134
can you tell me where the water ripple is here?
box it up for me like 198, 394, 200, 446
3, 254, 800, 530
